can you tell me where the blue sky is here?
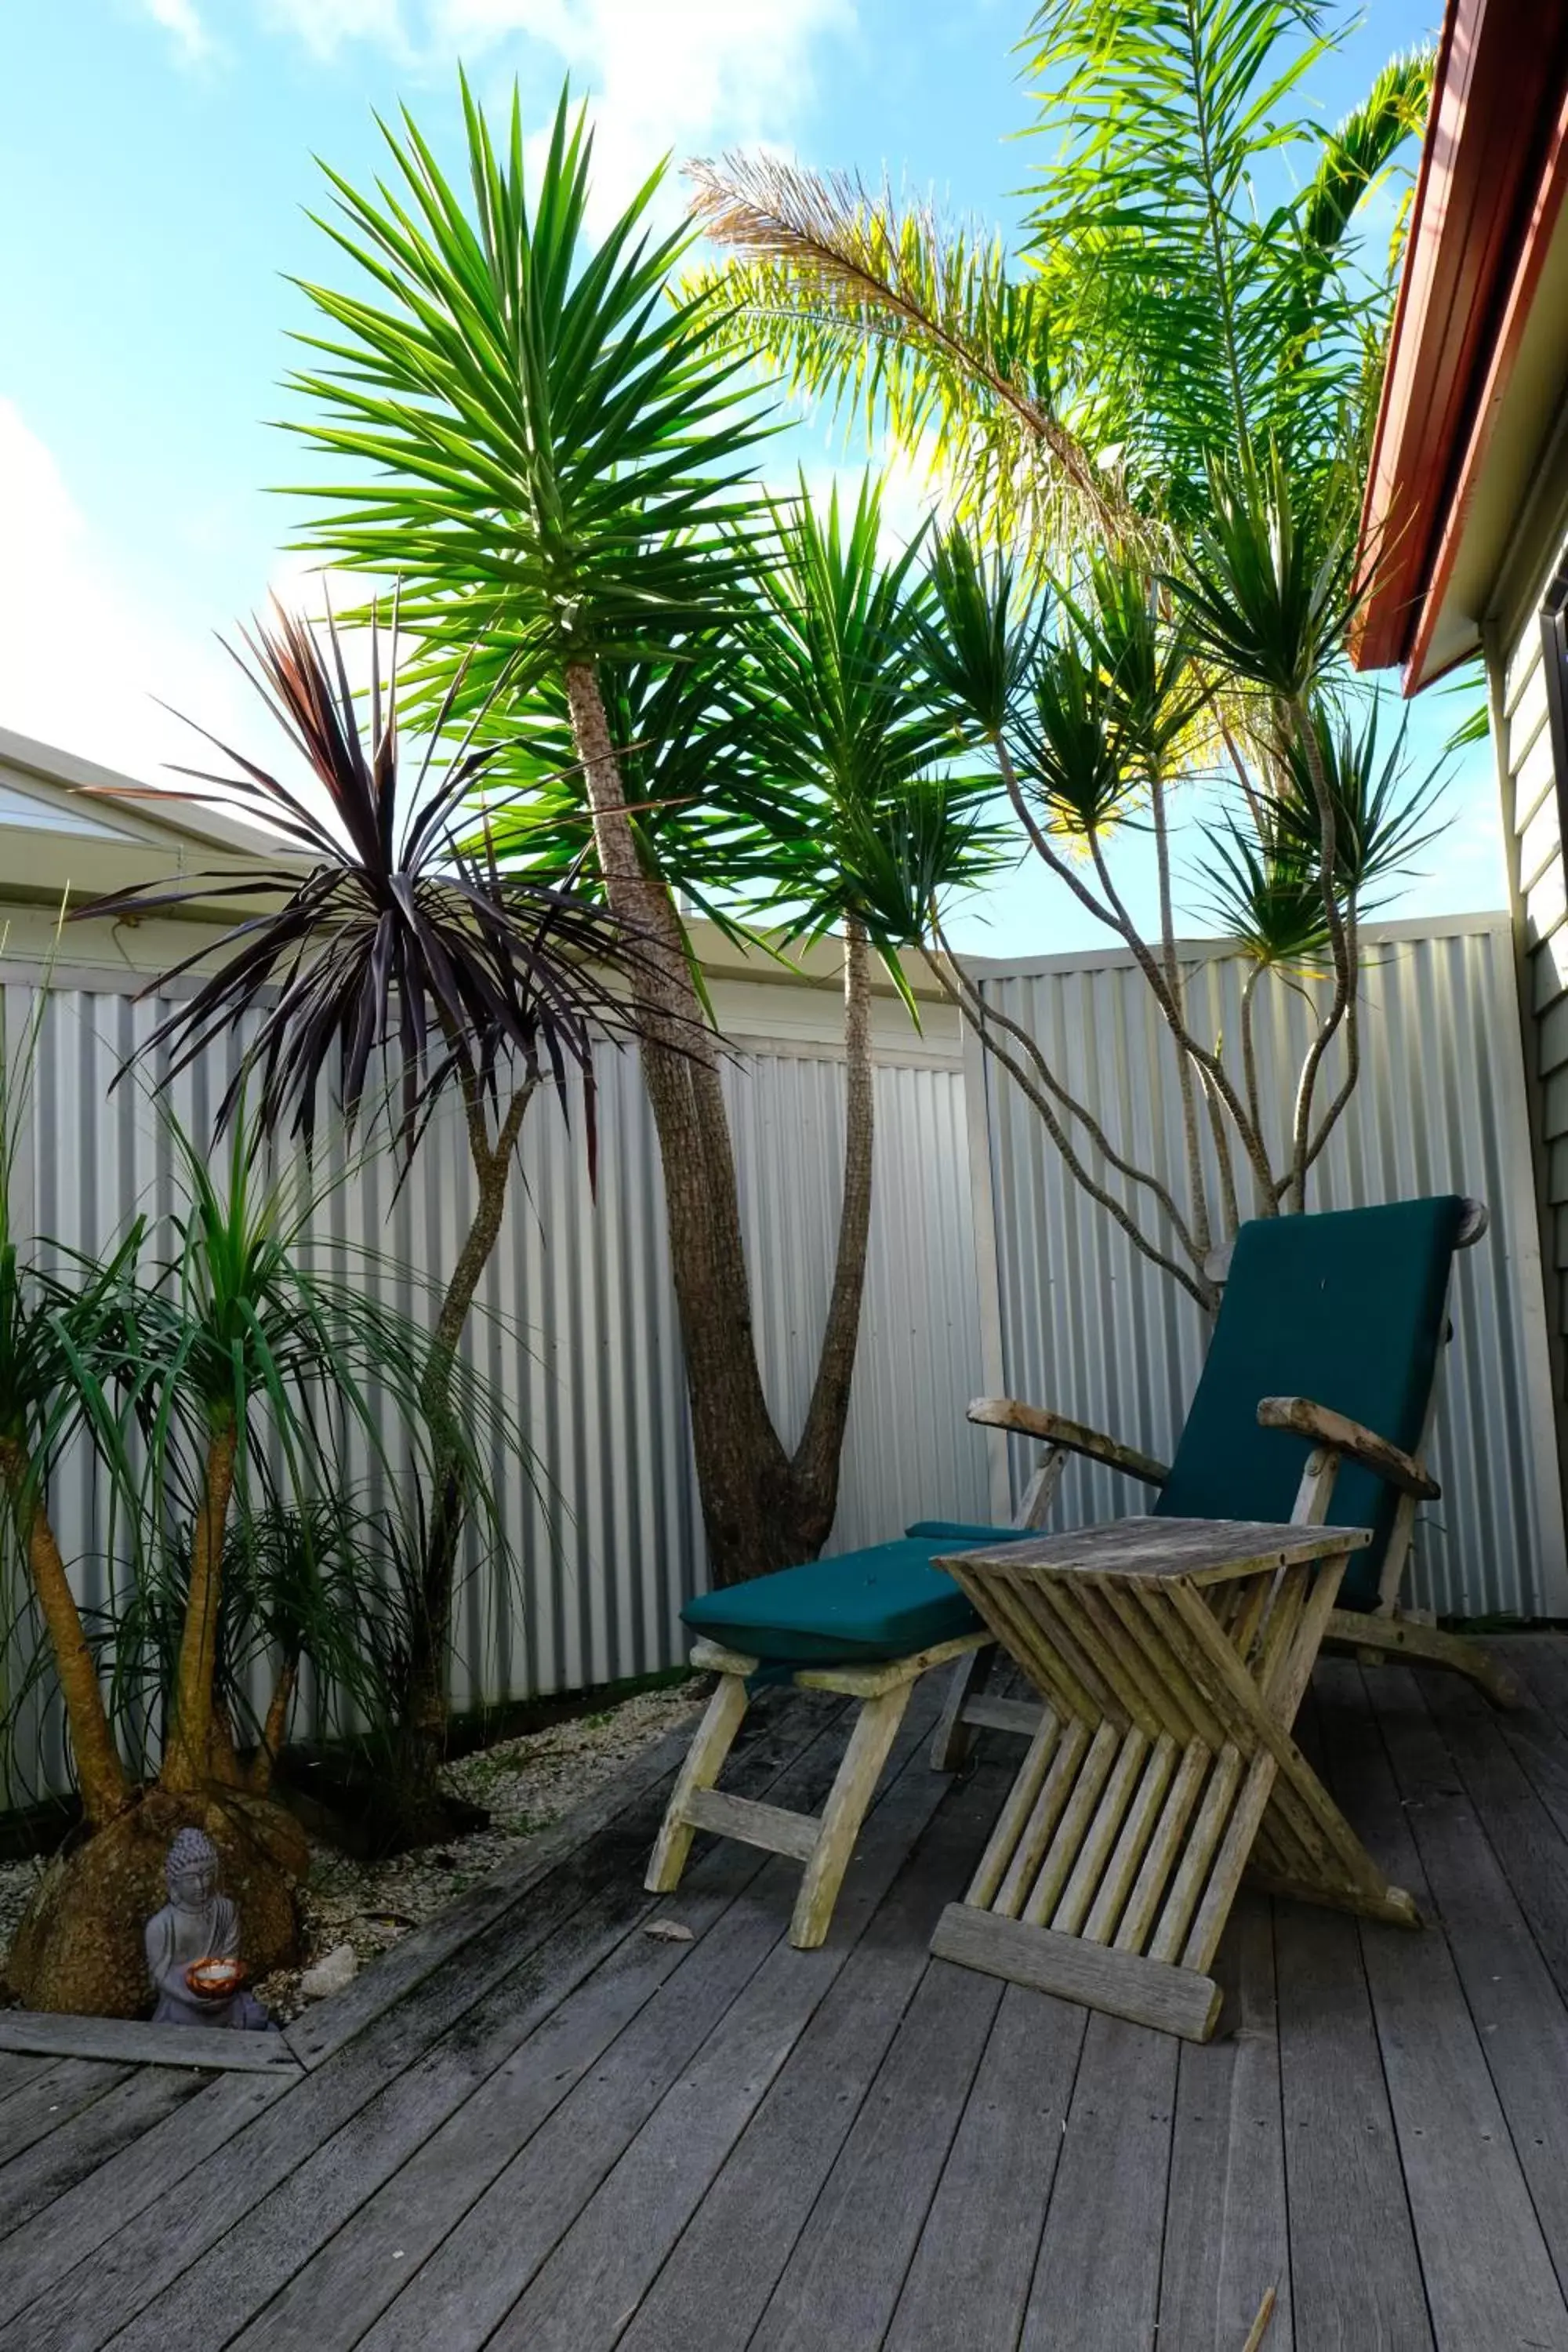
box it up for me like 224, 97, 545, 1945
0, 0, 1500, 955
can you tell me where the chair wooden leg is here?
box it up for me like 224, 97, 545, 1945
790, 1681, 914, 1949
929, 1642, 996, 1773
1326, 1607, 1524, 1708
644, 1670, 750, 1896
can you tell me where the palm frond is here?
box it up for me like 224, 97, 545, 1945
684, 154, 1127, 554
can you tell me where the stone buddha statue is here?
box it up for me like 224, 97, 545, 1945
144, 1826, 270, 2030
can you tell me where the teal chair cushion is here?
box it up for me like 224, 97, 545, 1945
1155, 1196, 1465, 1612
681, 1524, 1029, 1668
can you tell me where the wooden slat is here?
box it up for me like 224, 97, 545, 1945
678, 1787, 819, 1863
931, 1906, 1222, 2041
1021, 1719, 1122, 1927
961, 1693, 1047, 1737
994, 1718, 1091, 1918
1116, 1738, 1210, 1954
610, 1762, 1023, 2352
1158, 1900, 1292, 2352
1051, 1726, 1150, 1937
1316, 1661, 1568, 2349
1017, 2015, 1178, 2351
1084, 1733, 1178, 1945
1150, 1745, 1245, 1964
965, 1708, 1062, 1909
0, 2016, 296, 2076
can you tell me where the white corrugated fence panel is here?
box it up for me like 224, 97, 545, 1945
970, 918, 1568, 1622
0, 973, 990, 1802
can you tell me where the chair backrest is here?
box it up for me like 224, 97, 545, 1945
1154, 1196, 1468, 1610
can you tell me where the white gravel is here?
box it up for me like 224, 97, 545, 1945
0, 1676, 707, 2023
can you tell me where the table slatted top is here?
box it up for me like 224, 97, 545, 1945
937, 1515, 1371, 1586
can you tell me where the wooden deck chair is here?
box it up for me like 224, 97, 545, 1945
644, 1486, 1059, 1951
927, 1193, 1510, 2042
940, 1192, 1516, 1737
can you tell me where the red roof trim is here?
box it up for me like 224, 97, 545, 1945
1352, 0, 1568, 675
1404, 82, 1568, 688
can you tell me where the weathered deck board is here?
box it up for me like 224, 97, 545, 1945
572, 1755, 1011, 2352
880, 1982, 1083, 2352
1318, 1660, 1568, 2350
9, 1637, 1568, 2352
356, 1684, 950, 2352
1157, 1895, 1292, 2352
1017, 2012, 1179, 2350
212, 1693, 868, 2352
0, 2065, 202, 2241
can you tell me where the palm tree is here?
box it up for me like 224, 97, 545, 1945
685, 1, 1439, 1280
275, 86, 997, 1584
685, 2, 1430, 553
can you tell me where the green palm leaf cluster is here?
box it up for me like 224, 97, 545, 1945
285, 80, 768, 683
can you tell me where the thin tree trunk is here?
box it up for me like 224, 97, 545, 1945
563, 657, 807, 1587
161, 1417, 237, 1794
0, 1442, 131, 1828
789, 916, 874, 1543
1150, 768, 1211, 1262
401, 1080, 533, 1791
248, 1657, 296, 1796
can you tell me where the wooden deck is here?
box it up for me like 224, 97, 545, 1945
7, 1634, 1568, 2349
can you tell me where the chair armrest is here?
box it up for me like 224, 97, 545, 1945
967, 1397, 1170, 1488
1257, 1396, 1440, 1500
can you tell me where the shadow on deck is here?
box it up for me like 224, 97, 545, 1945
5, 1634, 1568, 2350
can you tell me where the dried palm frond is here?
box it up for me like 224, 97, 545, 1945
684, 153, 1138, 557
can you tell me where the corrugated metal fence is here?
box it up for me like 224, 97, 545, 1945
4, 910, 1564, 1802
967, 916, 1568, 1621
1, 967, 992, 1799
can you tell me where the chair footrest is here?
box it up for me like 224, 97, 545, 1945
931, 1904, 1222, 2042
678, 1787, 821, 1863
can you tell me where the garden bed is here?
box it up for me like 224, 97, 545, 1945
0, 1674, 706, 2024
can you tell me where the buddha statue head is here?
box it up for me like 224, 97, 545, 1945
164, 1825, 220, 1915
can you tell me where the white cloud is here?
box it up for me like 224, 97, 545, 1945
138, 0, 213, 60
0, 400, 249, 788
254, 0, 851, 216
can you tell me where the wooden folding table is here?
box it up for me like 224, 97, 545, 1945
930, 1518, 1420, 2041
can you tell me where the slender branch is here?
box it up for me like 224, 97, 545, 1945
1198, 1058, 1243, 1233
1286, 697, 1356, 1209
931, 935, 1203, 1264
1151, 765, 1211, 1261
930, 947, 1214, 1307
1240, 963, 1265, 1147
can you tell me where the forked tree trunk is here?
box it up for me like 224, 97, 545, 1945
563, 658, 877, 1584
0, 1440, 131, 1829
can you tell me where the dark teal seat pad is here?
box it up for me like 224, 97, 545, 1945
1156, 1196, 1464, 1612
681, 1523, 1029, 1667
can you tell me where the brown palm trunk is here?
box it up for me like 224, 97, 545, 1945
0, 1439, 130, 1828
160, 1417, 237, 1794
788, 915, 875, 1548
564, 657, 809, 1585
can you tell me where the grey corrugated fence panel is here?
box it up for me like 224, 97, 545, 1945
0, 972, 991, 1802
967, 916, 1568, 1622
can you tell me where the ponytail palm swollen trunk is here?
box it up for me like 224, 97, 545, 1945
274, 84, 980, 1584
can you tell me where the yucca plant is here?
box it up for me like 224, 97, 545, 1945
274, 84, 1004, 1585
81, 601, 640, 1812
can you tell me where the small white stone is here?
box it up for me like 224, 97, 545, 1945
644, 1918, 694, 1944
299, 1942, 359, 1999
